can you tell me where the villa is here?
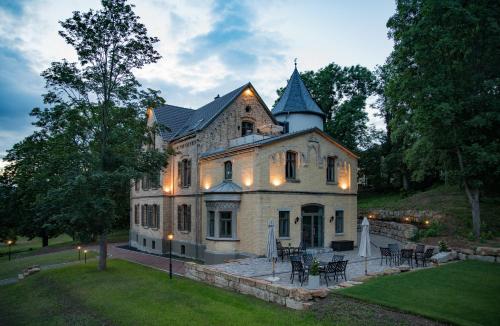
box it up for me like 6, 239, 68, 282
129, 68, 358, 263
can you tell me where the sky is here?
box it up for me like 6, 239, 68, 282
0, 0, 396, 168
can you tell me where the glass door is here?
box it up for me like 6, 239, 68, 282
301, 206, 324, 248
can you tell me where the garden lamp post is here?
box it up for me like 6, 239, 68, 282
7, 240, 13, 261
167, 233, 173, 279
84, 249, 88, 264
77, 246, 82, 261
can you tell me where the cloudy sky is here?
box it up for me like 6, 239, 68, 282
0, 0, 396, 166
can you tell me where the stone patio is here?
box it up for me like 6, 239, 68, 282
210, 233, 411, 288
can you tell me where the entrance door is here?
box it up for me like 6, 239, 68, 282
301, 205, 324, 248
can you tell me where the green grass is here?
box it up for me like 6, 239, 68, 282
1, 229, 129, 257
340, 260, 500, 326
0, 259, 322, 326
358, 185, 500, 235
0, 234, 74, 256
0, 250, 97, 280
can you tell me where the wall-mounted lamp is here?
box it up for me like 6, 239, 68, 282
329, 216, 334, 223
294, 216, 300, 224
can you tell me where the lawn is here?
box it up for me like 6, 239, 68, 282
340, 260, 500, 326
0, 250, 97, 280
0, 259, 321, 326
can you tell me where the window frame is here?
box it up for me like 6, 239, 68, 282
219, 211, 233, 238
224, 161, 233, 181
327, 156, 336, 183
285, 151, 297, 180
208, 211, 215, 237
278, 210, 290, 238
335, 210, 344, 234
134, 204, 139, 225
177, 204, 191, 232
179, 159, 192, 188
241, 121, 254, 136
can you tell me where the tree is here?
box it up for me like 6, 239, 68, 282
6, 0, 169, 270
386, 0, 500, 237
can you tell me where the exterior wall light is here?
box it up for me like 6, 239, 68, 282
294, 216, 300, 224
330, 216, 334, 223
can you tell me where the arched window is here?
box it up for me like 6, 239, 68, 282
327, 156, 336, 182
286, 151, 297, 180
241, 121, 254, 136
224, 161, 232, 180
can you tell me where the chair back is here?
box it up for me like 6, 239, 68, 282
415, 244, 425, 253
302, 254, 313, 266
326, 261, 337, 273
291, 260, 304, 272
424, 248, 434, 258
388, 243, 400, 254
401, 249, 413, 258
380, 247, 391, 256
332, 254, 345, 262
335, 260, 348, 273
276, 240, 283, 250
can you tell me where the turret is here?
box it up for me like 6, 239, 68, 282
272, 67, 325, 133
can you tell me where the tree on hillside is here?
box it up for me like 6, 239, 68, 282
274, 63, 377, 151
386, 0, 500, 237
4, 0, 169, 269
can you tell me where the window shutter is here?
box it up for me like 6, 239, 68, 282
177, 205, 182, 231
177, 161, 182, 186
187, 205, 191, 232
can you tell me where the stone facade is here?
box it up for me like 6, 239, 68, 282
359, 219, 418, 242
130, 85, 358, 262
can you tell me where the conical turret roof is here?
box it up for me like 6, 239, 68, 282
272, 68, 325, 118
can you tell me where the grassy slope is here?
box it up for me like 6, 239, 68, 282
340, 260, 500, 326
0, 250, 97, 280
0, 259, 322, 326
358, 185, 500, 235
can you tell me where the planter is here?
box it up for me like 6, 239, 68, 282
307, 275, 320, 289
331, 240, 354, 251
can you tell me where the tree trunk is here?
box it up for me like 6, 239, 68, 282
42, 235, 49, 247
98, 233, 107, 271
456, 148, 481, 239
402, 173, 410, 191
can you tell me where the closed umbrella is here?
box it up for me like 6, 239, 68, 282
358, 217, 371, 275
266, 219, 279, 282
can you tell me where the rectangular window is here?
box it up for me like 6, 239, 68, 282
141, 205, 146, 226
135, 179, 140, 191
147, 205, 153, 227
177, 204, 191, 232
282, 121, 289, 134
208, 211, 215, 237
219, 212, 232, 238
241, 121, 254, 136
179, 160, 191, 188
335, 210, 344, 234
152, 240, 156, 249
224, 161, 232, 180
327, 156, 336, 182
134, 204, 139, 225
155, 204, 160, 229
286, 151, 297, 180
143, 238, 146, 247
142, 174, 150, 190
278, 211, 290, 237
150, 172, 160, 189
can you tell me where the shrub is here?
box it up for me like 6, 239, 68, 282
309, 259, 320, 276
438, 240, 449, 252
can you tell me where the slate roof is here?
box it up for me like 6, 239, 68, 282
172, 83, 250, 140
204, 181, 242, 193
153, 105, 194, 141
154, 83, 265, 142
272, 68, 325, 118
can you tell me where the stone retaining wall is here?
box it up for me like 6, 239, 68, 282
360, 209, 443, 223
358, 219, 418, 242
184, 262, 328, 310
455, 246, 500, 263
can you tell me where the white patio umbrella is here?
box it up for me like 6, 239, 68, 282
358, 217, 371, 275
266, 219, 279, 282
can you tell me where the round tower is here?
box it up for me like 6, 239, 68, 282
272, 67, 325, 133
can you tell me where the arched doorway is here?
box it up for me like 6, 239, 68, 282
301, 204, 324, 248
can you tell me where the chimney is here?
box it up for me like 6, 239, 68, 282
214, 94, 220, 100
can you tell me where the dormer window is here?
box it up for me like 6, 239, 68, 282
224, 161, 232, 181
241, 121, 254, 136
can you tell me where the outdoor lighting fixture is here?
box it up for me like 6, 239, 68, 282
340, 183, 348, 190
77, 246, 82, 261
84, 250, 88, 264
167, 233, 174, 279
7, 240, 13, 261
330, 216, 334, 223
404, 217, 410, 222
294, 216, 300, 224
244, 88, 253, 96
425, 220, 430, 225
271, 178, 281, 186
163, 186, 170, 193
